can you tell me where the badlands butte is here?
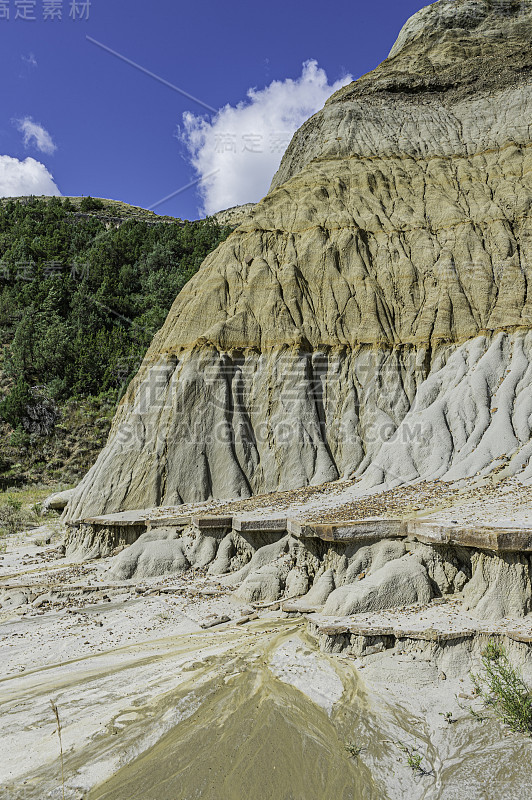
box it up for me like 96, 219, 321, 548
62, 0, 532, 627
68, 0, 532, 519
4, 2, 532, 799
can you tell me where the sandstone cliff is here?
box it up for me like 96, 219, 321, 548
66, 0, 532, 521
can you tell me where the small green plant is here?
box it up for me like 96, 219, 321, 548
50, 699, 65, 800
6, 494, 22, 511
471, 640, 532, 735
0, 496, 27, 535
439, 711, 456, 724
345, 741, 365, 758
407, 751, 423, 772
397, 742, 433, 776
468, 704, 486, 721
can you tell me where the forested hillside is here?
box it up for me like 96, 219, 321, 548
0, 196, 232, 489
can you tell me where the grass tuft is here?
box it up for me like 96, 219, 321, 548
396, 742, 433, 776
0, 495, 27, 537
345, 741, 365, 758
471, 640, 532, 735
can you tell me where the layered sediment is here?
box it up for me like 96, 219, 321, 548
66, 1, 532, 528
64, 477, 532, 623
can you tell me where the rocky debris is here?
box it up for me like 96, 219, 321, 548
0, 589, 36, 610
200, 614, 231, 629
32, 533, 52, 546
20, 392, 59, 436
86, 517, 517, 622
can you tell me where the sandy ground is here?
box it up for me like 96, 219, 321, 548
1, 522, 532, 800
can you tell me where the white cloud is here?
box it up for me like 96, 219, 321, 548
180, 60, 352, 216
15, 117, 57, 155
0, 155, 61, 197
21, 53, 38, 68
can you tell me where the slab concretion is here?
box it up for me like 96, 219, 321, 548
74, 510, 532, 554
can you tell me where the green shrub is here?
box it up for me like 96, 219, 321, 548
471, 640, 532, 734
8, 426, 31, 448
79, 196, 105, 212
0, 377, 34, 428
0, 495, 27, 535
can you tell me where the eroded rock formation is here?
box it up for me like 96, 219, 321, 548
66, 0, 532, 521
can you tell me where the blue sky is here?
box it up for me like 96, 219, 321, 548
0, 0, 426, 219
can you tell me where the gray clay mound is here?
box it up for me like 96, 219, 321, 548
111, 529, 189, 580
323, 555, 433, 616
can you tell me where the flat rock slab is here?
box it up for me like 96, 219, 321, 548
307, 605, 532, 645
77, 509, 532, 556
192, 516, 234, 530
409, 520, 532, 552
78, 510, 152, 527
288, 517, 532, 553
288, 518, 405, 542
233, 517, 288, 533
200, 615, 231, 629
148, 516, 192, 529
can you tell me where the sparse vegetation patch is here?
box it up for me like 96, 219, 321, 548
471, 640, 532, 735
